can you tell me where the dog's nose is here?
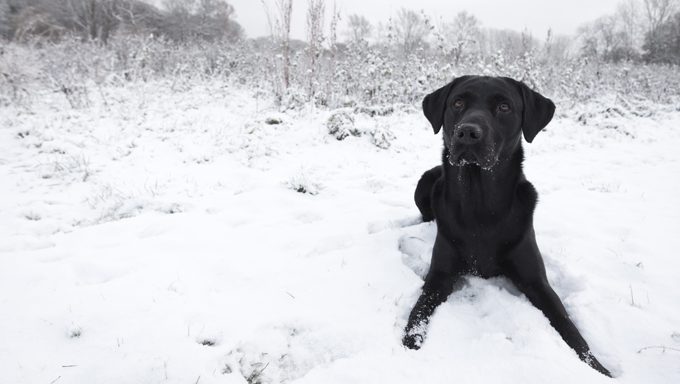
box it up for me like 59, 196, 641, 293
454, 123, 483, 145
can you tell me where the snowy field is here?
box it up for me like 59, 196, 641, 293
1, 82, 679, 384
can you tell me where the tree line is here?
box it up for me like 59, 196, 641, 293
340, 0, 679, 65
579, 0, 679, 64
0, 0, 243, 43
1, 0, 677, 65
1, 0, 678, 111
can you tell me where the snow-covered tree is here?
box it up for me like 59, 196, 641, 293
434, 11, 481, 64
306, 0, 325, 98
643, 10, 680, 63
0, 0, 11, 39
389, 8, 431, 54
643, 0, 678, 34
345, 14, 371, 44
261, 0, 294, 93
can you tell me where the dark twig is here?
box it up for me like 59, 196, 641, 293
637, 345, 680, 354
246, 361, 270, 383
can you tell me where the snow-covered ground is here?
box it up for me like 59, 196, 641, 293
1, 82, 679, 384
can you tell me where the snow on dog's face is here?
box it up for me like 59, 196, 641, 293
422, 76, 555, 170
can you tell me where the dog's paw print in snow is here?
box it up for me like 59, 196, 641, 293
222, 324, 354, 384
397, 222, 437, 279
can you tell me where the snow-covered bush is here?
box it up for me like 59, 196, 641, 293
280, 87, 308, 111
326, 110, 359, 140
370, 123, 396, 150
0, 44, 41, 107
286, 170, 321, 195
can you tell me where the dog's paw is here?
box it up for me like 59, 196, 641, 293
402, 332, 424, 350
582, 352, 612, 377
402, 324, 426, 350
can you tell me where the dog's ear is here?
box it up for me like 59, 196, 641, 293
508, 79, 555, 143
422, 77, 468, 134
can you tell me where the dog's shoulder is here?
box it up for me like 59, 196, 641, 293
516, 179, 538, 213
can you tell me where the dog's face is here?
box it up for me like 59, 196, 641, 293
422, 76, 555, 169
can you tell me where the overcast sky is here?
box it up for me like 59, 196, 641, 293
228, 0, 623, 41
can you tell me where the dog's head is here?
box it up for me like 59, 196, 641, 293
422, 76, 555, 169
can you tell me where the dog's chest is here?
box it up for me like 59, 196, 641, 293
432, 177, 535, 278
458, 237, 504, 277
439, 216, 519, 278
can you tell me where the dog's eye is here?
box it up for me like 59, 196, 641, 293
498, 103, 511, 113
453, 99, 465, 109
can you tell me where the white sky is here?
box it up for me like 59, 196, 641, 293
228, 0, 623, 40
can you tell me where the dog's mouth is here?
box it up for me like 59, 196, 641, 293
447, 148, 498, 170
448, 152, 479, 166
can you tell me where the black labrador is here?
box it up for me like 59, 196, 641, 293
402, 76, 611, 377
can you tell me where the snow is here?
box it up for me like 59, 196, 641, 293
1, 81, 679, 384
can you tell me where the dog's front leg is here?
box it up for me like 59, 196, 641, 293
506, 231, 612, 377
402, 272, 455, 349
403, 233, 462, 350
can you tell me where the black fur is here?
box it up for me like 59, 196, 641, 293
403, 76, 610, 377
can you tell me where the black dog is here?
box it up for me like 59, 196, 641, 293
402, 76, 611, 376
